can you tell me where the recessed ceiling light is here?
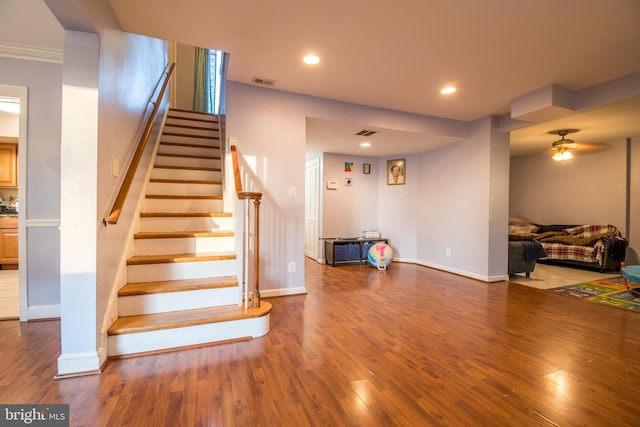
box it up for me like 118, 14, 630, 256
360, 142, 371, 147
303, 54, 320, 65
441, 86, 456, 95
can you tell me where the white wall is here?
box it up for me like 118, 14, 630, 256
405, 116, 509, 281
95, 30, 169, 340
175, 43, 196, 110
0, 112, 19, 136
227, 82, 507, 287
510, 138, 628, 228
0, 55, 63, 315
321, 152, 379, 239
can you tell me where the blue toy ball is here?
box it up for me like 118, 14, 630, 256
368, 243, 393, 270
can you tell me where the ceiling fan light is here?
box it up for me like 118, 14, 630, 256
562, 150, 573, 160
552, 151, 565, 161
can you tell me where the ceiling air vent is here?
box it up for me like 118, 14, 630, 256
355, 129, 377, 137
252, 76, 276, 86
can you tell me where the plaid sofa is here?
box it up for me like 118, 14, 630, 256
535, 224, 628, 272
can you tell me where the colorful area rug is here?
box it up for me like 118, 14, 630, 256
548, 276, 640, 312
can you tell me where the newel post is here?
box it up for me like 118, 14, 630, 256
252, 197, 261, 308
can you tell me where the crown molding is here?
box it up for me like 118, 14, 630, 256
0, 42, 63, 64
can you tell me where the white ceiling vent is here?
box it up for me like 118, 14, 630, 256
355, 129, 377, 137
252, 76, 276, 86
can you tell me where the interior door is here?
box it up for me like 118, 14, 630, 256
304, 158, 320, 260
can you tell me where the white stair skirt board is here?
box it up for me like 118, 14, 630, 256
139, 217, 233, 232
127, 259, 237, 283
155, 156, 222, 169
146, 182, 222, 197
151, 168, 221, 181
134, 236, 235, 256
143, 198, 223, 213
108, 315, 270, 356
118, 286, 239, 316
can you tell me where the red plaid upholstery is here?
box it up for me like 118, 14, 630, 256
540, 240, 605, 264
563, 224, 619, 238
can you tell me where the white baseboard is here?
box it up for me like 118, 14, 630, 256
56, 351, 101, 378
27, 304, 60, 320
261, 287, 307, 298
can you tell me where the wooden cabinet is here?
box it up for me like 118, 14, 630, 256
0, 142, 18, 188
0, 216, 18, 266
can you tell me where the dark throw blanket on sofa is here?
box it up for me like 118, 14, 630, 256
521, 240, 547, 262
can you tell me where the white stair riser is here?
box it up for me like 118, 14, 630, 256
127, 259, 237, 283
167, 111, 217, 121
159, 144, 220, 158
163, 125, 219, 138
165, 117, 219, 128
108, 314, 270, 356
118, 286, 239, 316
161, 134, 219, 146
147, 182, 222, 197
151, 168, 221, 181
143, 198, 223, 212
155, 155, 221, 169
134, 236, 235, 255
139, 216, 233, 232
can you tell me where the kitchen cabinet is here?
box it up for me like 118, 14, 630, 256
0, 142, 18, 188
0, 216, 18, 266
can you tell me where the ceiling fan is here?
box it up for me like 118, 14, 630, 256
548, 129, 579, 161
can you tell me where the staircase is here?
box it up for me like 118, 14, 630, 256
107, 109, 271, 357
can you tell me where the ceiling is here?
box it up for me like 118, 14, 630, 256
108, 0, 640, 157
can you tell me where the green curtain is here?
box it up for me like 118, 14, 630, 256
193, 47, 212, 112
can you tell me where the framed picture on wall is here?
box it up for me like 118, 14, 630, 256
387, 159, 405, 185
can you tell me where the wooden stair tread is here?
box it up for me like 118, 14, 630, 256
127, 251, 236, 265
108, 302, 272, 335
140, 212, 232, 218
156, 152, 220, 160
168, 108, 218, 119
119, 276, 238, 296
159, 141, 221, 149
160, 132, 218, 138
134, 230, 234, 239
145, 194, 223, 200
153, 165, 221, 172
149, 178, 222, 185
163, 124, 219, 131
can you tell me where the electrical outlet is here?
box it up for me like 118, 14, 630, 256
288, 261, 296, 273
446, 248, 451, 256
289, 186, 297, 197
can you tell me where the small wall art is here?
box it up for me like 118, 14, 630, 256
344, 162, 354, 172
387, 159, 405, 185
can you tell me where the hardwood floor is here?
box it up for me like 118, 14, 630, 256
1, 258, 639, 426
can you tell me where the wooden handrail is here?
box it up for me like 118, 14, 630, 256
230, 145, 263, 308
104, 63, 175, 225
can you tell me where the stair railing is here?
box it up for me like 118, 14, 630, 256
104, 63, 175, 225
230, 144, 263, 308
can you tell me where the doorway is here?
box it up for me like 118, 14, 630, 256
0, 85, 27, 320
